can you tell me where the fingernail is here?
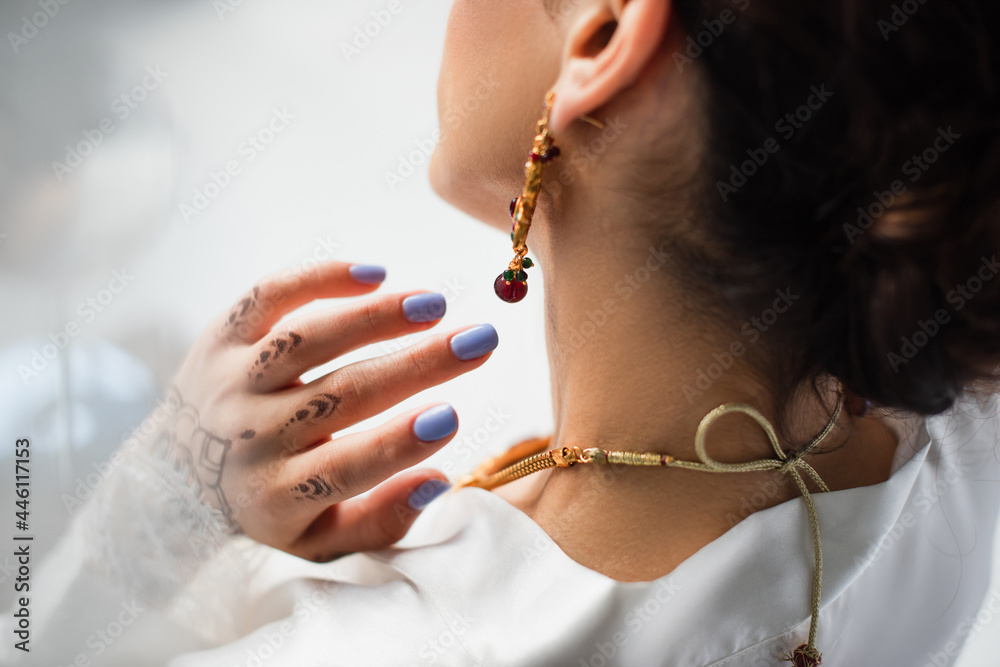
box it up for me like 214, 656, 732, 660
408, 479, 452, 511
413, 404, 458, 443
449, 324, 499, 361
349, 264, 386, 285
403, 293, 447, 323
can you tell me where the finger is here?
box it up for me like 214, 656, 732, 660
218, 261, 388, 345
274, 324, 497, 449
288, 469, 452, 562
246, 291, 448, 391
277, 403, 459, 512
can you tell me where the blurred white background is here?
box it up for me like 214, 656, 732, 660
0, 1, 996, 665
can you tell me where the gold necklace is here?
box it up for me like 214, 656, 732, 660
452, 387, 847, 667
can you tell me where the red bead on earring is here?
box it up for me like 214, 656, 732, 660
494, 92, 559, 303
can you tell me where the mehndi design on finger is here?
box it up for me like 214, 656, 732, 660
292, 476, 335, 502
269, 331, 303, 359
248, 331, 305, 381
280, 393, 342, 432
221, 286, 261, 342
307, 394, 339, 418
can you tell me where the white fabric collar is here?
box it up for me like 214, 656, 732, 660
349, 410, 935, 665
235, 397, 1000, 666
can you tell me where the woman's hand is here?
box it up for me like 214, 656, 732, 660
153, 260, 497, 562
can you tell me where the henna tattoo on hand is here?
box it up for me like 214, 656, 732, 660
270, 331, 303, 358
221, 286, 261, 342
248, 331, 305, 381
151, 387, 243, 534
229, 288, 258, 324
292, 476, 334, 502
197, 431, 235, 516
307, 393, 339, 418
280, 393, 342, 433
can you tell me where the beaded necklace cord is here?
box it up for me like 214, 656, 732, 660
452, 387, 847, 667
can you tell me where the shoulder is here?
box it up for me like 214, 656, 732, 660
926, 389, 1000, 459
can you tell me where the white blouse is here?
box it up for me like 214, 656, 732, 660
4, 392, 999, 667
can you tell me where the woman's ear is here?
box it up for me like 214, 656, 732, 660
549, 0, 670, 133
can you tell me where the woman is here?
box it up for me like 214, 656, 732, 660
7, 0, 1000, 665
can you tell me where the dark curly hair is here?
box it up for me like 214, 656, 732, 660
667, 0, 1000, 419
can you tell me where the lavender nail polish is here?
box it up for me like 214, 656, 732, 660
413, 404, 458, 443
449, 324, 499, 361
403, 293, 447, 323
408, 479, 452, 511
349, 264, 386, 285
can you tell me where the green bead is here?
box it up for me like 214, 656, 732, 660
515, 270, 528, 282
503, 269, 514, 281
522, 257, 534, 269
510, 232, 514, 241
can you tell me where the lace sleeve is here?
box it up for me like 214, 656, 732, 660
78, 437, 233, 606
1, 389, 271, 665
76, 387, 272, 642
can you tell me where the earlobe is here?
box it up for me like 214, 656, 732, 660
549, 0, 670, 134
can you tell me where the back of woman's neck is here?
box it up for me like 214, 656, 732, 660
493, 412, 899, 582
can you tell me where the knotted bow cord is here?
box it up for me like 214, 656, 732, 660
688, 395, 841, 666
454, 387, 845, 666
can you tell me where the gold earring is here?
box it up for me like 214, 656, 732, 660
494, 91, 605, 303
494, 91, 558, 303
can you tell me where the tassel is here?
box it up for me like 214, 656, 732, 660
782, 643, 822, 667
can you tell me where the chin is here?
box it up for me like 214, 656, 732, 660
429, 145, 511, 233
